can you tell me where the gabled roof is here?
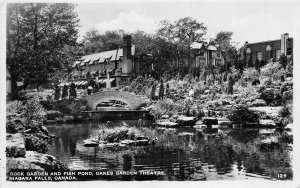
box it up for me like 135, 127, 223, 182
190, 42, 204, 49
190, 42, 218, 51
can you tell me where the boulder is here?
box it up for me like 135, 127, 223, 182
259, 119, 276, 127
221, 100, 230, 105
250, 99, 267, 107
120, 140, 135, 145
202, 117, 218, 126
135, 139, 150, 146
176, 116, 196, 127
156, 121, 178, 127
161, 114, 170, 119
249, 106, 283, 118
83, 138, 99, 147
259, 129, 275, 135
63, 115, 74, 122
218, 120, 233, 127
6, 133, 26, 158
7, 151, 68, 171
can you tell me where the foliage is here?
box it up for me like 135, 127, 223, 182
6, 119, 25, 133
159, 81, 164, 100
97, 126, 155, 143
260, 61, 286, 82
214, 31, 239, 69
260, 88, 282, 106
61, 85, 68, 99
227, 105, 259, 125
7, 3, 79, 97
150, 98, 185, 119
7, 98, 46, 128
24, 134, 49, 153
241, 67, 260, 83
125, 75, 155, 96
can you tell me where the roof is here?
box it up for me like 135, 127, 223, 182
207, 45, 217, 51
190, 42, 217, 51
190, 42, 204, 49
78, 48, 123, 66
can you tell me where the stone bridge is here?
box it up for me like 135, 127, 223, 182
81, 90, 145, 110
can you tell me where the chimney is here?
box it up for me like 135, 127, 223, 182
123, 35, 132, 60
281, 33, 289, 55
122, 35, 133, 75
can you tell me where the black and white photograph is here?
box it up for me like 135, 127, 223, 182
1, 0, 299, 187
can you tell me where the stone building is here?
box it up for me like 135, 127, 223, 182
60, 35, 138, 89
244, 33, 293, 66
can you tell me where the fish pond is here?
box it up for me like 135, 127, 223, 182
46, 121, 292, 181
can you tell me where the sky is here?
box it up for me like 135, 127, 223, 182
75, 0, 300, 46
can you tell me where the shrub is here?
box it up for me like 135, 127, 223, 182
150, 98, 185, 119
7, 98, 46, 127
97, 126, 154, 143
227, 105, 259, 125
24, 134, 49, 153
260, 61, 286, 82
260, 88, 283, 106
6, 119, 25, 133
242, 67, 260, 83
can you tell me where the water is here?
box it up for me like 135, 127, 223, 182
46, 121, 293, 181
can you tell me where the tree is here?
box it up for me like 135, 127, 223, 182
157, 17, 207, 74
159, 80, 164, 100
81, 29, 126, 54
214, 31, 239, 70
7, 3, 79, 99
61, 85, 68, 99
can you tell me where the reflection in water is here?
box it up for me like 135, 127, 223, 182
46, 121, 293, 181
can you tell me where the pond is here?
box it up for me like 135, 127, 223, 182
46, 121, 293, 181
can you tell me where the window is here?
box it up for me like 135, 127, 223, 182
257, 52, 262, 61
216, 51, 221, 58
246, 48, 251, 53
276, 50, 281, 59
266, 45, 272, 51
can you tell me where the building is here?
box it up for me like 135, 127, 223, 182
190, 41, 225, 68
60, 35, 138, 89
244, 33, 293, 66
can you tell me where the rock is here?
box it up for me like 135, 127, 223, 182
259, 119, 276, 127
83, 138, 99, 147
259, 129, 275, 135
202, 117, 218, 126
6, 151, 68, 171
176, 116, 196, 127
178, 132, 194, 136
156, 121, 178, 127
222, 100, 230, 105
44, 120, 56, 124
135, 139, 149, 146
196, 120, 203, 125
161, 114, 170, 119
172, 115, 179, 119
261, 136, 279, 144
46, 110, 63, 120
203, 90, 210, 95
6, 133, 26, 158
40, 126, 49, 136
218, 120, 233, 127
63, 115, 74, 122
120, 140, 135, 145
250, 99, 267, 107
249, 107, 283, 118
80, 106, 87, 111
